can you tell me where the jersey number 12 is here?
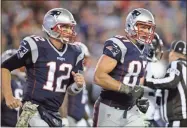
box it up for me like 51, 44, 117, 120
43, 62, 73, 92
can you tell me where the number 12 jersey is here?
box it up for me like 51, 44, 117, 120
16, 35, 84, 112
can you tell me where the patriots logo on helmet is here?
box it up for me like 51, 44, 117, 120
50, 10, 62, 16
132, 10, 141, 19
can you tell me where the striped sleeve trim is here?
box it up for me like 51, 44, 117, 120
106, 37, 127, 63
146, 61, 179, 85
23, 37, 39, 63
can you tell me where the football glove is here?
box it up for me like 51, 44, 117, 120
136, 99, 149, 114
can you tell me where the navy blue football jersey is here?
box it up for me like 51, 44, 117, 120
1, 78, 25, 127
16, 35, 84, 112
100, 35, 147, 106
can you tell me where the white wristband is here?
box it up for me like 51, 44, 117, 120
70, 82, 84, 94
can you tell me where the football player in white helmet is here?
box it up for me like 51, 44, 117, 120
125, 8, 156, 45
1, 8, 85, 127
42, 8, 77, 43
93, 8, 157, 127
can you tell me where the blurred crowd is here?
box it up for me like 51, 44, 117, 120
1, 0, 186, 109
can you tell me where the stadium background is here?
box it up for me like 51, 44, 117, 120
1, 0, 186, 126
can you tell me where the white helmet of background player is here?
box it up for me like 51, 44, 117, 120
42, 8, 77, 43
1, 49, 26, 81
125, 8, 156, 44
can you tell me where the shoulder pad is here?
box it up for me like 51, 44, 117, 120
74, 42, 90, 57
69, 44, 84, 65
114, 35, 129, 42
106, 37, 127, 63
69, 43, 82, 53
22, 36, 39, 63
29, 35, 47, 42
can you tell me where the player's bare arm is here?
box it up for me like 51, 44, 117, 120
1, 68, 22, 109
1, 37, 34, 109
94, 55, 120, 91
94, 55, 134, 94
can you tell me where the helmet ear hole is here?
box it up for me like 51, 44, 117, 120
128, 24, 130, 27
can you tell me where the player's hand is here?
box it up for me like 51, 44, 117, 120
5, 94, 22, 109
131, 86, 144, 98
71, 71, 85, 88
136, 98, 149, 113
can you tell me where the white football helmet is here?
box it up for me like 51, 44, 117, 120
125, 8, 156, 44
42, 8, 77, 43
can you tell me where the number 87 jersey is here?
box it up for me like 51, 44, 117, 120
16, 35, 84, 112
100, 35, 147, 106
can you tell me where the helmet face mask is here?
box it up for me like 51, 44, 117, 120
42, 8, 77, 44
52, 23, 77, 43
125, 8, 156, 45
134, 22, 156, 44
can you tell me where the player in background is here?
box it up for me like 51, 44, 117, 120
144, 40, 187, 127
93, 8, 156, 127
136, 32, 168, 127
60, 42, 93, 127
1, 49, 26, 127
1, 8, 85, 127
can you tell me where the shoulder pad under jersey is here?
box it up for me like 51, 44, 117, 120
106, 36, 128, 63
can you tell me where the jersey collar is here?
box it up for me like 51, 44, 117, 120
47, 39, 68, 56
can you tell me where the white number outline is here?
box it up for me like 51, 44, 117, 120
32, 35, 45, 42
43, 62, 73, 92
123, 61, 147, 86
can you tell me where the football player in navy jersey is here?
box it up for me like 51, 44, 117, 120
1, 49, 26, 127
60, 42, 92, 126
93, 8, 157, 127
136, 32, 166, 127
1, 8, 85, 127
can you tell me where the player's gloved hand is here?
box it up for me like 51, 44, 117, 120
131, 85, 144, 99
5, 94, 22, 109
119, 84, 144, 98
71, 71, 85, 88
136, 98, 149, 113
